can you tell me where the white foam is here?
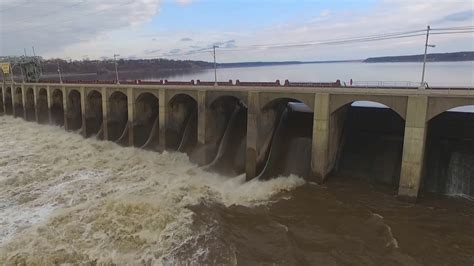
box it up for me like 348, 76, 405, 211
0, 116, 305, 264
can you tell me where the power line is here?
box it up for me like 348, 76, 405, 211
431, 30, 474, 35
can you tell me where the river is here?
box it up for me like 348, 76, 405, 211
36, 61, 474, 88
0, 115, 473, 265
147, 61, 474, 88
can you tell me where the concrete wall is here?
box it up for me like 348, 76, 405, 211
2, 81, 474, 202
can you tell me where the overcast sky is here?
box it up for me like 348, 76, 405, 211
0, 0, 473, 62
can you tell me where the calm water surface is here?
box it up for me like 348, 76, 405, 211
149, 61, 474, 87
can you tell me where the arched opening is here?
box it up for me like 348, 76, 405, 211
134, 93, 160, 148
203, 95, 248, 176
107, 91, 128, 142
67, 90, 82, 131
25, 88, 35, 121
51, 89, 64, 126
166, 94, 198, 154
14, 87, 24, 118
5, 87, 12, 115
423, 105, 474, 197
333, 101, 405, 187
37, 88, 48, 124
85, 90, 103, 137
257, 98, 313, 180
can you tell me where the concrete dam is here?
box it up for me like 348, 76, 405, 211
1, 81, 474, 201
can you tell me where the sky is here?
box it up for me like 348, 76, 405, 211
0, 0, 473, 62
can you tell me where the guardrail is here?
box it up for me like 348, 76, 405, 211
3, 79, 473, 90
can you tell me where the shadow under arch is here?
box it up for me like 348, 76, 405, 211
167, 93, 198, 154
332, 100, 406, 188
67, 90, 82, 131
4, 87, 12, 115
37, 88, 49, 124
422, 105, 474, 196
14, 87, 23, 118
133, 92, 160, 148
51, 89, 64, 126
257, 97, 313, 180
85, 90, 103, 137
201, 95, 248, 176
25, 88, 35, 121
107, 91, 128, 142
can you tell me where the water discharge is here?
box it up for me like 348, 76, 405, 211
1, 116, 474, 265
0, 116, 303, 264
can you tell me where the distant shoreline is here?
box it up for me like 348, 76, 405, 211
217, 51, 474, 68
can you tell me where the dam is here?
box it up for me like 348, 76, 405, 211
1, 80, 474, 201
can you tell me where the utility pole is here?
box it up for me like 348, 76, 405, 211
57, 62, 63, 84
213, 45, 218, 86
114, 54, 120, 84
420, 25, 435, 89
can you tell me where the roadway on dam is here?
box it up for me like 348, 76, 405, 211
1, 116, 474, 265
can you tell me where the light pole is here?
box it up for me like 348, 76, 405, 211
114, 54, 120, 84
420, 25, 436, 89
57, 62, 63, 84
213, 45, 218, 86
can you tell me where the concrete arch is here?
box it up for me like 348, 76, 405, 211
107, 91, 128, 141
85, 90, 103, 137
207, 92, 248, 108
14, 87, 24, 118
167, 91, 197, 105
134, 92, 160, 147
334, 99, 406, 187
37, 88, 49, 124
422, 104, 474, 196
330, 94, 407, 120
427, 97, 474, 122
259, 92, 314, 112
4, 87, 12, 115
257, 97, 314, 179
25, 87, 35, 121
51, 89, 64, 126
167, 93, 198, 152
205, 95, 248, 175
67, 90, 82, 131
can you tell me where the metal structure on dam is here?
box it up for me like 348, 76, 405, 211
1, 80, 474, 201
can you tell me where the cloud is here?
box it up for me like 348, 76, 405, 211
0, 0, 161, 56
2, 0, 472, 62
144, 49, 161, 54
176, 0, 193, 6
440, 10, 474, 22
213, 40, 236, 48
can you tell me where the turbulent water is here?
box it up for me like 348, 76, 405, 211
1, 116, 474, 265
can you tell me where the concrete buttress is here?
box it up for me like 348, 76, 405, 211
127, 87, 135, 146
246, 91, 259, 180
158, 89, 166, 151
398, 95, 428, 202
101, 87, 108, 140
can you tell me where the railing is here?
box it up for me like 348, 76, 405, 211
351, 81, 420, 88
3, 79, 472, 90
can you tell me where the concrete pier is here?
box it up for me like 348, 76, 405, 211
2, 81, 474, 201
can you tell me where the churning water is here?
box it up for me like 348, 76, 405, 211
0, 116, 304, 264
1, 116, 474, 265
